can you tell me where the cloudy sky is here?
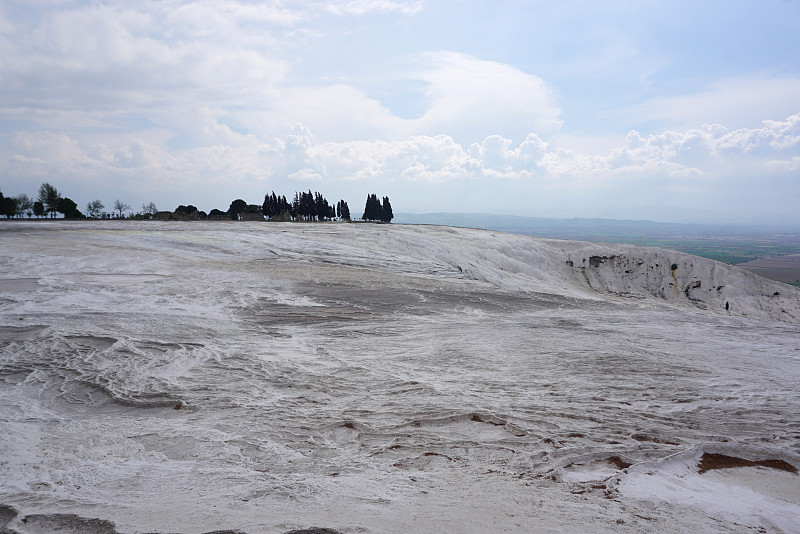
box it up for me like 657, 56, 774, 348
2, 0, 799, 224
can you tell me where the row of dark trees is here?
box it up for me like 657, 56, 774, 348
37, 183, 83, 218
261, 190, 345, 222
337, 199, 352, 221
204, 191, 388, 223
85, 199, 139, 218
2, 184, 392, 223
362, 194, 393, 223
251, 192, 354, 221
1, 183, 83, 219
149, 191, 371, 223
1, 183, 150, 220
0, 191, 32, 218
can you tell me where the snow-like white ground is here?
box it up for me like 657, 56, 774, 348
1, 221, 798, 533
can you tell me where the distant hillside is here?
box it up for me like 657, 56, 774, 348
394, 213, 800, 274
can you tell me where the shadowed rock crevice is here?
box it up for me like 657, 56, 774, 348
0, 505, 19, 530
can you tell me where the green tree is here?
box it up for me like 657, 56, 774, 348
37, 183, 60, 218
228, 199, 247, 220
57, 197, 83, 219
337, 200, 351, 221
262, 192, 291, 219
0, 192, 18, 218
87, 200, 104, 218
15, 194, 33, 218
362, 193, 382, 221
113, 199, 131, 218
33, 201, 44, 218
380, 196, 393, 223
173, 205, 199, 220
175, 204, 198, 215
142, 202, 158, 216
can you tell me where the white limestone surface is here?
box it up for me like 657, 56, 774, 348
1, 221, 798, 533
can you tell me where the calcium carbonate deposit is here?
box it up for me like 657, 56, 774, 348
1, 221, 799, 533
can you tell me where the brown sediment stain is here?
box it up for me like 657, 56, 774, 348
631, 432, 680, 445
607, 456, 633, 470
471, 413, 503, 426
697, 453, 797, 474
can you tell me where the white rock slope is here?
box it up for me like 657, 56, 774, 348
357, 224, 800, 323
1, 221, 798, 534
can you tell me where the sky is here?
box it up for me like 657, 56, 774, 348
1, 0, 799, 224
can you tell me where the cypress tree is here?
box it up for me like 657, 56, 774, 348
291, 192, 300, 220
363, 194, 382, 221
337, 200, 351, 221
381, 196, 393, 223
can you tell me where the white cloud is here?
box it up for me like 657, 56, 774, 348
327, 0, 424, 16
3, 113, 799, 223
406, 52, 563, 143
2, 1, 559, 148
765, 156, 800, 173
166, 1, 304, 30
468, 134, 549, 179
305, 135, 475, 183
621, 77, 800, 131
606, 113, 800, 176
6, 114, 800, 192
5, 3, 286, 112
266, 85, 403, 142
230, 51, 564, 144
